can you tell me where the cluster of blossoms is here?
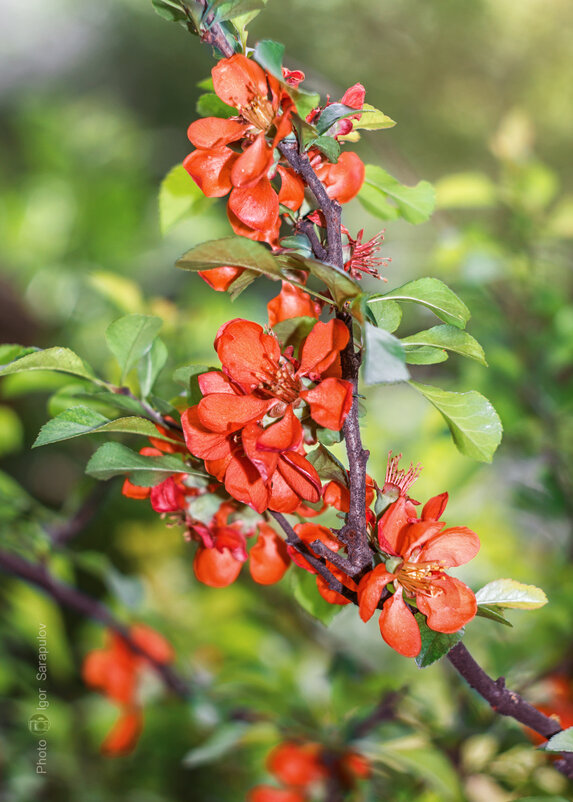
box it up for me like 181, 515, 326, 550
248, 740, 370, 802
82, 625, 174, 755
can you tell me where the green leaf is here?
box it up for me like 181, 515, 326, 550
289, 569, 341, 626
274, 253, 361, 307
272, 316, 317, 350
227, 268, 259, 300
307, 444, 348, 486
196, 92, 236, 119
475, 579, 548, 610
410, 382, 502, 462
213, 0, 267, 21
316, 103, 355, 136
288, 88, 321, 120
177, 237, 281, 282
405, 347, 449, 365
317, 427, 343, 446
308, 135, 340, 163
0, 344, 38, 365
369, 278, 470, 329
33, 407, 172, 449
359, 165, 435, 224
364, 323, 410, 385
0, 347, 100, 383
545, 728, 573, 753
137, 338, 168, 397
182, 722, 250, 768
352, 103, 396, 131
173, 363, 211, 405
415, 614, 465, 668
401, 325, 487, 365
151, 0, 188, 22
367, 298, 402, 333
475, 605, 513, 627
253, 39, 285, 81
86, 442, 196, 486
105, 314, 163, 383
159, 164, 210, 235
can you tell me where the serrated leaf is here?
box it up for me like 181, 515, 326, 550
475, 579, 548, 610
159, 164, 210, 235
105, 314, 163, 383
307, 444, 348, 485
352, 103, 396, 131
227, 268, 259, 300
475, 605, 513, 627
137, 338, 168, 397
0, 347, 100, 383
369, 278, 470, 329
545, 728, 573, 753
33, 407, 172, 448
415, 614, 465, 668
364, 323, 410, 385
196, 93, 236, 119
274, 253, 361, 307
182, 722, 249, 768
359, 165, 435, 224
309, 135, 340, 163
86, 442, 197, 486
253, 39, 284, 81
177, 237, 281, 283
367, 298, 402, 333
410, 382, 502, 462
290, 569, 342, 626
401, 325, 487, 365
316, 103, 355, 136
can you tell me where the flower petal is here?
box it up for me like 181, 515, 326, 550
183, 148, 238, 197
231, 132, 274, 188
212, 54, 271, 110
198, 392, 271, 434
216, 318, 281, 390
187, 117, 246, 149
257, 406, 303, 452
249, 524, 290, 585
101, 708, 143, 757
317, 151, 365, 204
181, 407, 232, 461
417, 575, 477, 633
193, 545, 243, 588
198, 266, 245, 292
420, 526, 480, 568
228, 178, 279, 231
277, 452, 322, 504
298, 319, 349, 377
421, 491, 449, 522
379, 588, 422, 657
267, 282, 320, 326
277, 165, 305, 211
301, 377, 353, 430
224, 455, 270, 513
198, 371, 236, 396
242, 422, 279, 482
357, 564, 393, 622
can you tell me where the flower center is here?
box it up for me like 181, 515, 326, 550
395, 560, 444, 599
255, 360, 301, 404
238, 90, 275, 133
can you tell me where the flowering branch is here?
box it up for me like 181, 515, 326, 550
0, 549, 190, 700
448, 642, 573, 779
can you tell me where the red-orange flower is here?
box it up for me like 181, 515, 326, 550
290, 523, 358, 606
267, 281, 321, 327
184, 54, 304, 249
82, 625, 174, 756
201, 317, 353, 433
358, 491, 479, 657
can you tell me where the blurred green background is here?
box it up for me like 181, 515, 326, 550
1, 0, 573, 799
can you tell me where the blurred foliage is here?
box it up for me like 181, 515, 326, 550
1, 0, 572, 799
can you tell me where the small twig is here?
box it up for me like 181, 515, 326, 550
350, 688, 405, 738
47, 484, 109, 546
113, 386, 183, 432
297, 218, 328, 262
0, 550, 190, 700
448, 642, 573, 779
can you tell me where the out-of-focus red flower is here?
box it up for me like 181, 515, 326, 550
267, 741, 327, 787
358, 482, 479, 657
248, 787, 306, 802
526, 675, 573, 746
82, 625, 174, 756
